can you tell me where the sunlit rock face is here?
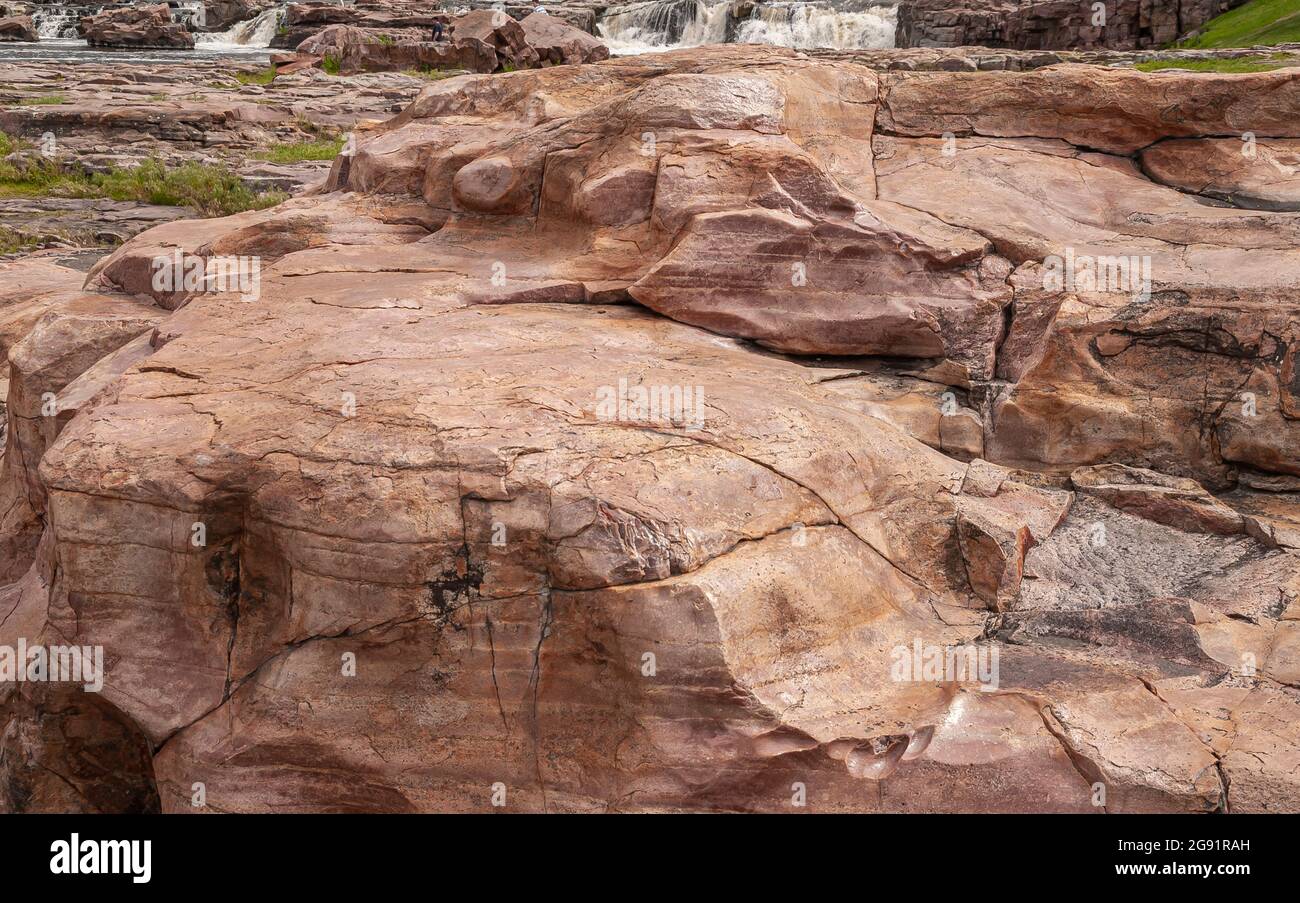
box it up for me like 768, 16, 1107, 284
2, 45, 1299, 813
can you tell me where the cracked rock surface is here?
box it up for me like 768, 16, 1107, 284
1, 45, 1298, 813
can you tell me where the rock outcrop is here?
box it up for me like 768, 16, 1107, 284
2, 46, 1299, 813
896, 0, 1249, 50
78, 3, 196, 50
271, 1, 449, 48
201, 0, 273, 31
0, 58, 435, 250
295, 9, 608, 75
520, 11, 610, 65
0, 14, 35, 41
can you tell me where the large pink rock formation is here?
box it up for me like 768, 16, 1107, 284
2, 46, 1299, 813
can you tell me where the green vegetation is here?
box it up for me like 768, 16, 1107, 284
0, 226, 43, 256
0, 225, 104, 256
91, 160, 288, 216
254, 136, 346, 163
1179, 0, 1300, 48
376, 33, 395, 46
0, 148, 75, 198
321, 55, 342, 75
401, 67, 462, 80
18, 94, 66, 106
0, 134, 287, 217
1135, 56, 1287, 72
234, 66, 278, 86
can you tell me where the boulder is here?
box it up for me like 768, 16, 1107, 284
79, 3, 195, 49
0, 14, 35, 41
520, 10, 609, 65
201, 0, 271, 31
450, 8, 538, 71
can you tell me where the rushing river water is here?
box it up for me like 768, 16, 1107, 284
0, 37, 272, 64
2, 2, 281, 64
1, 0, 895, 65
597, 0, 898, 54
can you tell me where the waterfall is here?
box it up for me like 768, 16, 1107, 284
173, 0, 206, 29
33, 8, 82, 39
196, 5, 285, 48
597, 0, 730, 54
597, 0, 896, 54
734, 2, 897, 49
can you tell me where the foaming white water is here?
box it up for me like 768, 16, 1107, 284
598, 0, 729, 55
598, 0, 897, 55
197, 5, 285, 48
34, 9, 81, 39
735, 3, 896, 49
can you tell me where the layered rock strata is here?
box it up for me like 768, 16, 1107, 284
79, 3, 196, 50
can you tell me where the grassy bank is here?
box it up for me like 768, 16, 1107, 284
1135, 56, 1289, 72
1180, 0, 1300, 48
253, 136, 346, 164
0, 133, 287, 216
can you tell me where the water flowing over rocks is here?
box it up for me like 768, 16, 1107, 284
1, 43, 1299, 813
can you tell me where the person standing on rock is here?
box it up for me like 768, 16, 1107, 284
432, 19, 445, 41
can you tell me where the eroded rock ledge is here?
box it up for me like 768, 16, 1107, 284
2, 45, 1298, 813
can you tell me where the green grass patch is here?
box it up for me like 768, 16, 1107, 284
1179, 0, 1300, 47
0, 226, 46, 255
234, 66, 278, 86
0, 225, 105, 255
253, 136, 345, 163
0, 152, 80, 198
1134, 56, 1286, 72
18, 94, 66, 106
402, 67, 462, 80
91, 160, 288, 216
0, 135, 288, 216
403, 66, 465, 80
321, 55, 341, 75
